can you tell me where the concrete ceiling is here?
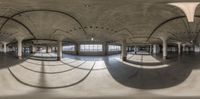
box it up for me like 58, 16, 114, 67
0, 0, 200, 45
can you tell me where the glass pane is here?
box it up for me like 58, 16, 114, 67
85, 45, 89, 51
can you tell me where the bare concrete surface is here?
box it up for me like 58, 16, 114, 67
0, 52, 200, 99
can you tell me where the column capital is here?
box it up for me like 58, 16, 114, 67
2, 42, 8, 45
121, 39, 127, 45
160, 36, 168, 41
176, 42, 182, 45
16, 37, 23, 42
182, 44, 186, 46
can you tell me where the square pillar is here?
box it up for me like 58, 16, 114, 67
177, 42, 181, 55
162, 39, 167, 60
121, 40, 127, 61
57, 41, 63, 61
17, 39, 23, 59
3, 42, 7, 53
153, 44, 157, 54
75, 43, 79, 55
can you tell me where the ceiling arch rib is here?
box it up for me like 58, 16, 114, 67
0, 9, 88, 39
0, 16, 35, 42
146, 15, 200, 43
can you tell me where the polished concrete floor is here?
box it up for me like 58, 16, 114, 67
0, 52, 200, 99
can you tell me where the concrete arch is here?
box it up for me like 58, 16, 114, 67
0, 16, 35, 38
0, 9, 88, 37
146, 15, 200, 42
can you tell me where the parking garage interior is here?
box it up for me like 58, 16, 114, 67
1, 0, 200, 99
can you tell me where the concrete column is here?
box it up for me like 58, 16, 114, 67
104, 42, 108, 55
31, 45, 36, 53
3, 42, 7, 53
162, 39, 167, 60
149, 45, 152, 54
121, 40, 127, 61
51, 47, 54, 52
53, 47, 56, 53
177, 42, 181, 55
48, 46, 52, 53
153, 44, 157, 54
55, 47, 57, 52
57, 41, 63, 61
17, 39, 23, 59
182, 44, 186, 52
75, 43, 79, 55
46, 46, 48, 53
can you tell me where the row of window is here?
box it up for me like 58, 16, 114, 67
63, 44, 121, 52
108, 45, 121, 51
63, 45, 75, 51
80, 44, 103, 52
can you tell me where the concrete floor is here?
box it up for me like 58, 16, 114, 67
0, 52, 200, 99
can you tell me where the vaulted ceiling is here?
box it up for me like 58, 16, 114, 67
0, 0, 200, 45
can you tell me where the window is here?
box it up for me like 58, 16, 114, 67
80, 44, 103, 52
63, 45, 75, 51
108, 45, 121, 51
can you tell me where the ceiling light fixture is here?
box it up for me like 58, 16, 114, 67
91, 37, 94, 41
91, 33, 95, 41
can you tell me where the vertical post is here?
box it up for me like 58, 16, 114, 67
46, 46, 48, 53
104, 42, 108, 55
121, 40, 127, 61
57, 41, 62, 61
3, 42, 7, 53
55, 47, 57, 52
18, 39, 23, 59
149, 45, 152, 54
51, 47, 54, 52
49, 46, 52, 53
75, 42, 79, 55
182, 44, 186, 53
177, 42, 181, 55
162, 39, 167, 60
31, 45, 36, 53
153, 44, 157, 54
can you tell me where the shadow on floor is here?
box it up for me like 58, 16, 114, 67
0, 52, 29, 69
1, 52, 200, 90
104, 53, 194, 89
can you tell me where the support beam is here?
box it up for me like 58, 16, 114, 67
17, 39, 23, 59
121, 40, 127, 61
153, 44, 157, 54
46, 46, 48, 53
177, 42, 181, 55
149, 45, 152, 54
162, 39, 167, 60
57, 41, 63, 61
3, 42, 7, 53
45, 46, 52, 53
75, 43, 79, 55
104, 42, 108, 55
182, 44, 186, 52
134, 46, 138, 54
55, 47, 58, 52
31, 45, 36, 53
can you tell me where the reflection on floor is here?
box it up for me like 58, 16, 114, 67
0, 52, 200, 99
